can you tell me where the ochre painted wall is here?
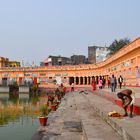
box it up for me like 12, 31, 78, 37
0, 37, 140, 88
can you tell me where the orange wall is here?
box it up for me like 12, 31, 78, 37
0, 37, 140, 87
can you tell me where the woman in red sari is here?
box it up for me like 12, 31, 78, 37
91, 78, 96, 91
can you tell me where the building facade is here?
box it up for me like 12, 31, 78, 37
71, 55, 86, 65
0, 37, 140, 88
9, 61, 20, 67
88, 46, 109, 63
0, 57, 20, 68
88, 46, 96, 64
96, 47, 109, 63
0, 57, 9, 67
42, 55, 71, 66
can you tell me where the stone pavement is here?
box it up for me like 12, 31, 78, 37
92, 87, 140, 115
74, 91, 123, 140
101, 86, 140, 99
32, 93, 84, 140
83, 90, 140, 140
32, 86, 140, 140
32, 87, 140, 140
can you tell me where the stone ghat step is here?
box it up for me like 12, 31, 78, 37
32, 92, 123, 140
32, 90, 140, 140
32, 93, 84, 140
73, 92, 123, 140
93, 89, 140, 115
80, 91, 140, 140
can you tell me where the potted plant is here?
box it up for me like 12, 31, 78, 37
51, 99, 58, 111
55, 88, 61, 101
38, 105, 48, 126
48, 95, 54, 103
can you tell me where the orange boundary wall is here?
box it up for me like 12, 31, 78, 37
0, 37, 140, 87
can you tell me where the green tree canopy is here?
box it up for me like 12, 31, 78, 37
108, 38, 130, 55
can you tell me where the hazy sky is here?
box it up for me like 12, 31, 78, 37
0, 0, 140, 66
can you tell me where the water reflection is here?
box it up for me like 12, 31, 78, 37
0, 92, 47, 140
0, 93, 47, 125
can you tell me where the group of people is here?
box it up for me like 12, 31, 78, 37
91, 76, 106, 91
108, 75, 135, 117
69, 76, 135, 118
92, 75, 134, 118
108, 75, 123, 92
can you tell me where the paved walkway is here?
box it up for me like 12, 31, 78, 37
32, 93, 84, 140
74, 92, 123, 140
32, 87, 140, 140
84, 90, 140, 140
102, 86, 140, 98
92, 87, 140, 115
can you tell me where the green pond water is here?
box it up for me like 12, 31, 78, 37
0, 93, 45, 140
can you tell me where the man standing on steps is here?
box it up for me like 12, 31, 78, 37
110, 75, 116, 92
117, 89, 135, 118
71, 83, 74, 92
118, 75, 123, 89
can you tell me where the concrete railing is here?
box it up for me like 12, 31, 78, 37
19, 86, 30, 93
0, 86, 9, 92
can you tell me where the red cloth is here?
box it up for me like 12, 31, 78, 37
92, 83, 96, 90
91, 79, 96, 91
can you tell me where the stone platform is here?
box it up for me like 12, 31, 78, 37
93, 87, 140, 115
32, 87, 140, 140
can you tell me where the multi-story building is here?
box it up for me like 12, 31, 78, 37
0, 57, 9, 67
88, 46, 109, 64
71, 55, 86, 65
42, 55, 87, 66
96, 47, 109, 63
88, 46, 96, 64
8, 61, 20, 67
0, 57, 20, 67
42, 55, 71, 66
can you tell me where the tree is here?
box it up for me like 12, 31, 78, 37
108, 38, 130, 55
